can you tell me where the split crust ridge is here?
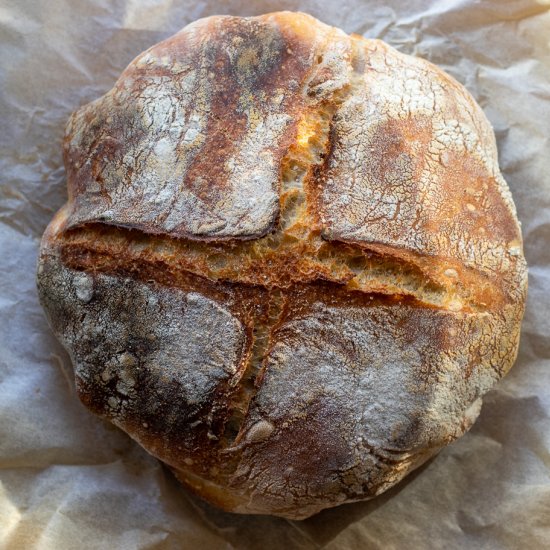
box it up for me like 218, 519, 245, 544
37, 12, 527, 519
50, 29, 508, 449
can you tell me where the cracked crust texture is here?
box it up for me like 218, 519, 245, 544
37, 12, 527, 520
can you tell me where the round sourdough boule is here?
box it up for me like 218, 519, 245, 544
37, 12, 527, 520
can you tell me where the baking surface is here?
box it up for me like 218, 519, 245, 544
0, 0, 549, 548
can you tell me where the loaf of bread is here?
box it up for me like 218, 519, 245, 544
37, 12, 527, 519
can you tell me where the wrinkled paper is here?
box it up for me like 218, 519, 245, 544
1, 0, 549, 548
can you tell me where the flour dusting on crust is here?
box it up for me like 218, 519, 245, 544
37, 12, 527, 520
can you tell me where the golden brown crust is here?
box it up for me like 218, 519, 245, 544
37, 12, 527, 520
317, 37, 525, 311
63, 13, 351, 240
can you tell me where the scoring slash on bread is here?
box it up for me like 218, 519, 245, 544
37, 12, 527, 519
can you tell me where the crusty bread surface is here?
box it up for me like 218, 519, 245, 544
37, 12, 527, 519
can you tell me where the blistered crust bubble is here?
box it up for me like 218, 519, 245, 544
37, 12, 527, 520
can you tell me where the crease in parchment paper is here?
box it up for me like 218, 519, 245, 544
1, 1, 549, 548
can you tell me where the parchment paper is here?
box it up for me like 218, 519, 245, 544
1, 0, 549, 548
